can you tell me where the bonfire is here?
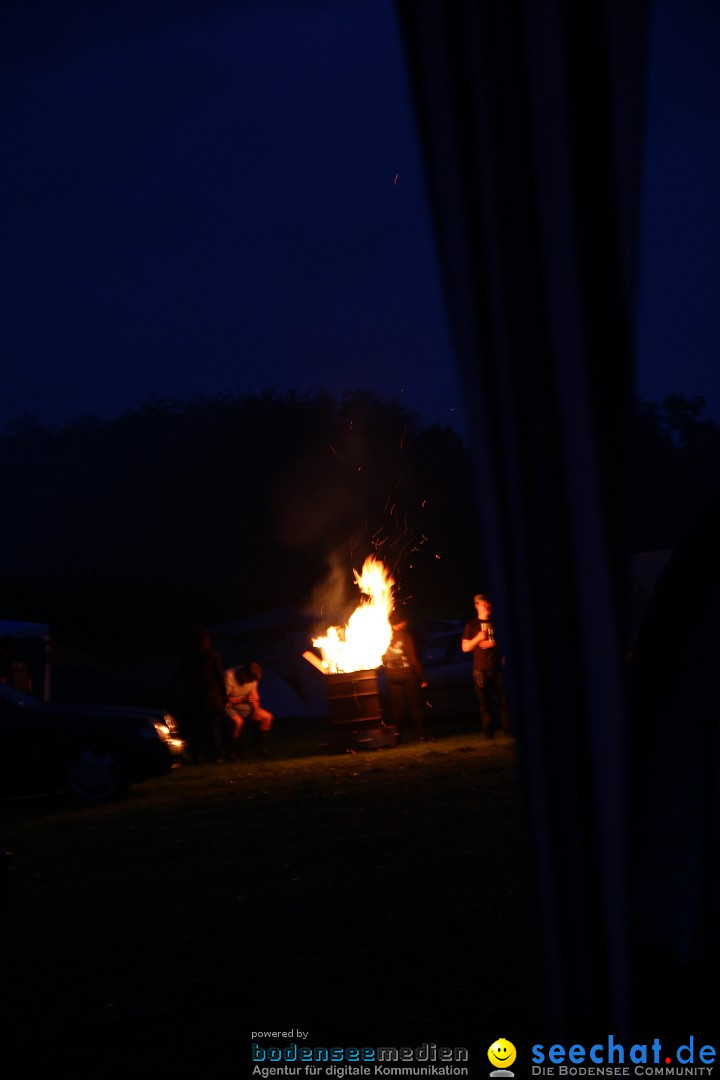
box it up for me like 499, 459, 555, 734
304, 556, 395, 675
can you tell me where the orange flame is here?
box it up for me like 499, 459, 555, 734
312, 556, 395, 674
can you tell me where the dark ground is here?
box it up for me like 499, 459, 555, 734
2, 716, 542, 1079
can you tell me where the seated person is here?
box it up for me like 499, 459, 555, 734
224, 664, 255, 758
247, 662, 273, 757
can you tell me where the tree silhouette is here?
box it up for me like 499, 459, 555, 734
4, 388, 715, 652
0, 389, 480, 650
630, 393, 720, 552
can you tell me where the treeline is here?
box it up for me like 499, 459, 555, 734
1, 388, 719, 652
630, 393, 720, 552
0, 390, 480, 651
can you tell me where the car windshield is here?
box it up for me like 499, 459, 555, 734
0, 683, 37, 707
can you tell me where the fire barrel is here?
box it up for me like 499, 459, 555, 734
322, 669, 398, 752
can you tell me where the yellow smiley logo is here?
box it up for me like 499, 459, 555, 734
488, 1039, 517, 1070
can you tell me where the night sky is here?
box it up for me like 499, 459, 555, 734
636, 0, 720, 414
3, 0, 720, 434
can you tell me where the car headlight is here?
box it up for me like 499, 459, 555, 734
139, 720, 168, 741
162, 712, 179, 734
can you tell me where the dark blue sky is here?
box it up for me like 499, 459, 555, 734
3, 0, 462, 433
3, 0, 719, 433
636, 0, 720, 415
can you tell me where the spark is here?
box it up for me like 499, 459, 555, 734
329, 445, 338, 456
394, 172, 399, 185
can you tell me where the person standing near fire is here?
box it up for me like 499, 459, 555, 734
382, 610, 429, 740
461, 593, 510, 738
178, 627, 228, 763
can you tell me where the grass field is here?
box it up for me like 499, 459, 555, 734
3, 717, 543, 1078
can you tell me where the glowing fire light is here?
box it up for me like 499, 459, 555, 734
311, 556, 395, 674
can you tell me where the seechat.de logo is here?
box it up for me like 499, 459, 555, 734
489, 1038, 517, 1077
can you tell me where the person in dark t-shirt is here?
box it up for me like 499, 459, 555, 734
461, 594, 510, 738
382, 610, 429, 739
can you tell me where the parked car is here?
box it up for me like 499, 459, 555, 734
417, 625, 476, 716
0, 684, 185, 802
